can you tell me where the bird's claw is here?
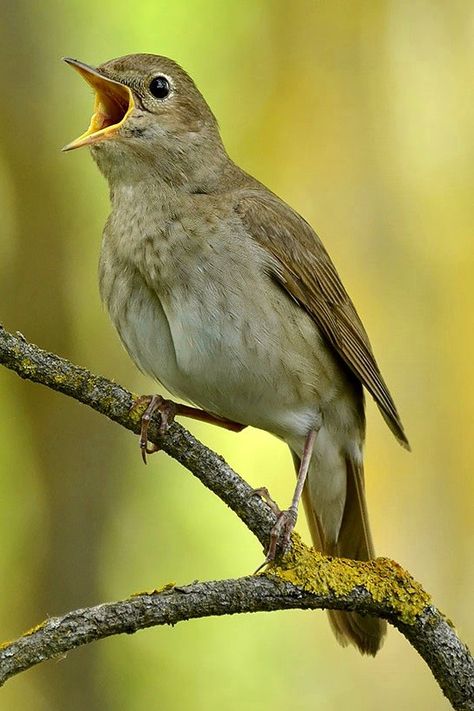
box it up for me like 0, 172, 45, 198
250, 486, 281, 516
130, 394, 178, 463
254, 507, 298, 573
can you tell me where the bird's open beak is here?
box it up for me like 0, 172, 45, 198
62, 57, 135, 152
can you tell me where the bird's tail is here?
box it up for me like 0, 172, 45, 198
293, 449, 386, 655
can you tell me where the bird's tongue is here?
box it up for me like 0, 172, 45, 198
62, 57, 134, 151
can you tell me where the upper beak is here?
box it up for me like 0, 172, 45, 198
62, 57, 135, 151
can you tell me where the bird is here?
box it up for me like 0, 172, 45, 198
63, 53, 409, 656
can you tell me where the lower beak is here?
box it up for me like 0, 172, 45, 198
62, 58, 135, 152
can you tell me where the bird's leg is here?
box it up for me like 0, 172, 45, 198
261, 429, 318, 567
130, 394, 246, 464
173, 404, 246, 433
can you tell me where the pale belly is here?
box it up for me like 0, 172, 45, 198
109, 267, 355, 442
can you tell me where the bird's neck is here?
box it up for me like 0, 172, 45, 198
108, 176, 179, 217
92, 135, 244, 197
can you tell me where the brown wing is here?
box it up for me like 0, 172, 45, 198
236, 188, 409, 449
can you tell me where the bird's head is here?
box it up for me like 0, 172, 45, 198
63, 54, 226, 189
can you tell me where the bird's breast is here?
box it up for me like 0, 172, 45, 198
99, 191, 356, 439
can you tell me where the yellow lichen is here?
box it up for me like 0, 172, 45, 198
128, 393, 147, 425
263, 534, 430, 625
51, 373, 68, 385
20, 620, 47, 638
19, 357, 38, 377
131, 582, 176, 597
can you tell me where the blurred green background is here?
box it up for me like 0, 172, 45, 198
0, 1, 472, 709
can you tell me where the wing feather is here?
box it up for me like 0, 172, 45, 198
236, 189, 409, 448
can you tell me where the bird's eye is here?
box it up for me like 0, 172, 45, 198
149, 76, 171, 99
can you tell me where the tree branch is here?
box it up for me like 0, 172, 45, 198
0, 325, 472, 710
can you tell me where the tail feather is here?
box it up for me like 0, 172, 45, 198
295, 451, 386, 656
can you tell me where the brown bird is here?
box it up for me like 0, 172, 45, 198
63, 54, 409, 655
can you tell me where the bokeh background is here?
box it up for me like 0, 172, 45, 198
0, 1, 472, 709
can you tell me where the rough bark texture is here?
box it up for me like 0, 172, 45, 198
0, 326, 473, 710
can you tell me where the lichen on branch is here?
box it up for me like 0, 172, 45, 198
270, 536, 431, 625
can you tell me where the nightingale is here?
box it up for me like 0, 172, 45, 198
63, 54, 409, 656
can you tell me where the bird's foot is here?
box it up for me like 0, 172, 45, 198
268, 507, 298, 558
130, 395, 245, 464
250, 486, 281, 516
254, 506, 298, 573
130, 394, 177, 464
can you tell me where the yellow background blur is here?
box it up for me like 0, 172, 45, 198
0, 2, 472, 710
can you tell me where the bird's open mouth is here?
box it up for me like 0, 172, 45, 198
62, 58, 134, 151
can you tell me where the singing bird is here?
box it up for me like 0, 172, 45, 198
64, 54, 409, 655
